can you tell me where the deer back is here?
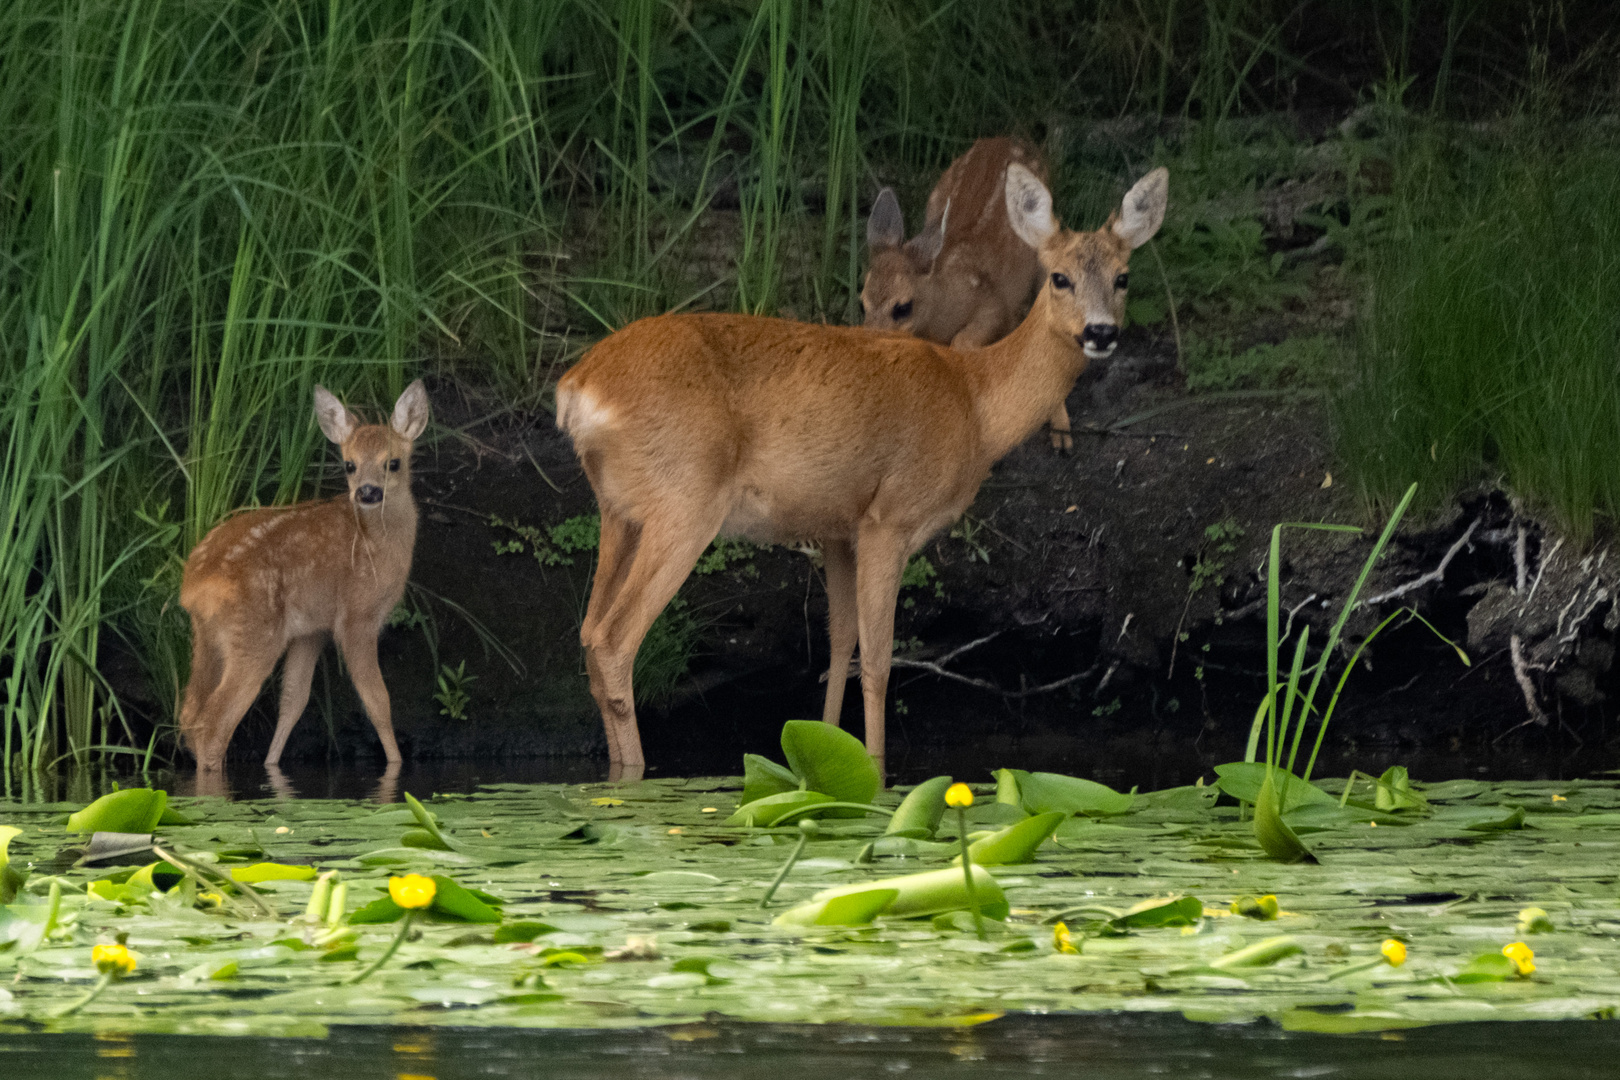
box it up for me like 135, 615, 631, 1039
862, 137, 1047, 346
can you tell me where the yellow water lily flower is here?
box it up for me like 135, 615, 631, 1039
945, 783, 974, 809
92, 943, 137, 977
1380, 939, 1407, 967
1231, 894, 1280, 920
388, 873, 437, 910
1053, 921, 1080, 954
1502, 941, 1535, 976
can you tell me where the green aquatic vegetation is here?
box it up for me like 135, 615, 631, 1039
7, 772, 1620, 1034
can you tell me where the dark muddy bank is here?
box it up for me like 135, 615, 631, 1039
192, 324, 1618, 781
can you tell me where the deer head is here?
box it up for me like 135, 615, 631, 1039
1004, 164, 1168, 361
313, 380, 429, 510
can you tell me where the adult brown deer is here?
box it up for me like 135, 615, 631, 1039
862, 138, 1074, 450
557, 164, 1167, 778
178, 381, 429, 773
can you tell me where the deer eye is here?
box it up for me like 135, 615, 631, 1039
387, 458, 401, 473
891, 300, 913, 320
1051, 272, 1072, 291
1114, 273, 1129, 290
344, 461, 356, 475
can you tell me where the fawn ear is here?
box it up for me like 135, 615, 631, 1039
1005, 163, 1058, 250
1112, 167, 1168, 249
904, 199, 948, 270
391, 379, 430, 441
313, 385, 357, 445
867, 187, 904, 249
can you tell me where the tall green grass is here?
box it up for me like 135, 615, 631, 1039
1334, 126, 1620, 545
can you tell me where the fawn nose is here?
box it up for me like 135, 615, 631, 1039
356, 484, 384, 505
1080, 323, 1119, 353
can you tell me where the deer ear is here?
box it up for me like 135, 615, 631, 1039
867, 187, 904, 249
904, 199, 948, 269
1112, 167, 1168, 249
313, 385, 357, 445
1004, 163, 1057, 249
391, 379, 430, 441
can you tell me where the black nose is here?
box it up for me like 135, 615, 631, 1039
1081, 323, 1119, 350
357, 485, 384, 505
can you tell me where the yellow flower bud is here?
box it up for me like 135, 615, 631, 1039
1380, 939, 1407, 967
92, 943, 137, 977
1502, 941, 1535, 976
945, 783, 974, 809
1053, 921, 1080, 954
388, 873, 437, 910
1231, 894, 1280, 920
1516, 906, 1552, 934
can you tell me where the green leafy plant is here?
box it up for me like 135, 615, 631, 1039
434, 662, 477, 721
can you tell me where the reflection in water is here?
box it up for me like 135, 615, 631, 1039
371, 761, 401, 803
263, 764, 298, 800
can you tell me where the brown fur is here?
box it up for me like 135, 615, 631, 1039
557, 166, 1168, 778
178, 381, 429, 772
861, 138, 1075, 448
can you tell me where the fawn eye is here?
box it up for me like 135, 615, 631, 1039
891, 300, 913, 320
387, 458, 401, 472
1114, 273, 1129, 290
344, 461, 356, 475
1051, 272, 1072, 291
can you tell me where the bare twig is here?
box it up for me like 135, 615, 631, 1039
1358, 518, 1480, 607
1509, 635, 1548, 728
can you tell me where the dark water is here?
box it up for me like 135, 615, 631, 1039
5, 1014, 1620, 1079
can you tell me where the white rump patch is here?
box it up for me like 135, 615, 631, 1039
558, 386, 614, 437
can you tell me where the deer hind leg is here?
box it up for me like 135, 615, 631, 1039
266, 633, 323, 767
581, 508, 640, 646
335, 619, 401, 765
178, 619, 225, 761
585, 510, 723, 774
852, 526, 911, 777
191, 644, 281, 773
820, 537, 858, 727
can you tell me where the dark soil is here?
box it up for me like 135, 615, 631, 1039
221, 319, 1618, 784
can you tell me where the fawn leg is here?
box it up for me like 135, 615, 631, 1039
581, 509, 639, 644
336, 620, 401, 764
820, 538, 858, 727
193, 647, 280, 772
584, 510, 721, 775
1047, 400, 1073, 453
852, 526, 910, 778
266, 634, 322, 766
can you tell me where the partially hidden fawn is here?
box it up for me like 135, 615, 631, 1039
861, 137, 1074, 450
178, 381, 430, 773
558, 164, 1168, 780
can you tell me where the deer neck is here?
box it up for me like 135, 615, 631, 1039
353, 489, 418, 555
967, 291, 1087, 460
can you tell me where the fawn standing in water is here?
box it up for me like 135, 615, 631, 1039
179, 381, 429, 773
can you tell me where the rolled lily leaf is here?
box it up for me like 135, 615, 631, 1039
1213, 762, 1335, 811
1002, 770, 1133, 817
993, 768, 1022, 806
1109, 895, 1204, 930
229, 862, 319, 884
952, 811, 1066, 866
1210, 935, 1304, 969
775, 865, 1008, 927
1254, 767, 1319, 864
403, 792, 457, 850
66, 788, 170, 834
725, 789, 835, 827
885, 776, 953, 838
1, 825, 26, 903
1375, 766, 1428, 812
779, 720, 879, 817
741, 754, 801, 807
773, 887, 900, 927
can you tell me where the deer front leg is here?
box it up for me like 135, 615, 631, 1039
820, 538, 858, 727
1047, 399, 1073, 453
266, 634, 322, 766
852, 527, 910, 778
336, 621, 401, 765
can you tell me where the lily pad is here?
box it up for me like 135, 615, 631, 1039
65, 788, 169, 834
779, 720, 879, 817
1001, 770, 1133, 817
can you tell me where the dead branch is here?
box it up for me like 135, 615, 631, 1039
1358, 518, 1480, 607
